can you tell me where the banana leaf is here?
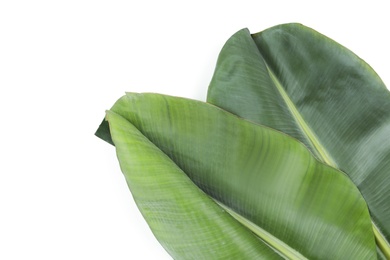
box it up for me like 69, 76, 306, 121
105, 110, 280, 259
207, 23, 390, 258
98, 93, 376, 259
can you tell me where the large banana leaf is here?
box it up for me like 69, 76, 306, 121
105, 110, 280, 259
207, 24, 390, 257
98, 93, 376, 259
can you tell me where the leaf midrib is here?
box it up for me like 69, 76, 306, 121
373, 222, 390, 259
263, 62, 390, 259
215, 201, 307, 260
265, 65, 337, 168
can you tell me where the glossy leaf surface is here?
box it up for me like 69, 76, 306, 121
99, 93, 376, 259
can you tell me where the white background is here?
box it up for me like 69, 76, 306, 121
1, 1, 389, 259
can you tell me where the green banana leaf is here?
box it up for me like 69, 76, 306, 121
98, 93, 376, 259
206, 23, 390, 258
105, 110, 280, 259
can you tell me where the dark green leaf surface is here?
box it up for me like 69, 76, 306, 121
102, 93, 376, 259
207, 24, 390, 256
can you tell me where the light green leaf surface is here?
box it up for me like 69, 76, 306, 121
105, 110, 280, 259
101, 93, 376, 259
207, 24, 390, 257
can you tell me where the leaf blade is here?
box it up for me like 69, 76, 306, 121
105, 110, 281, 259
207, 24, 390, 253
107, 93, 376, 259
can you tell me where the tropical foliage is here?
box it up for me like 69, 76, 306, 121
96, 23, 390, 259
